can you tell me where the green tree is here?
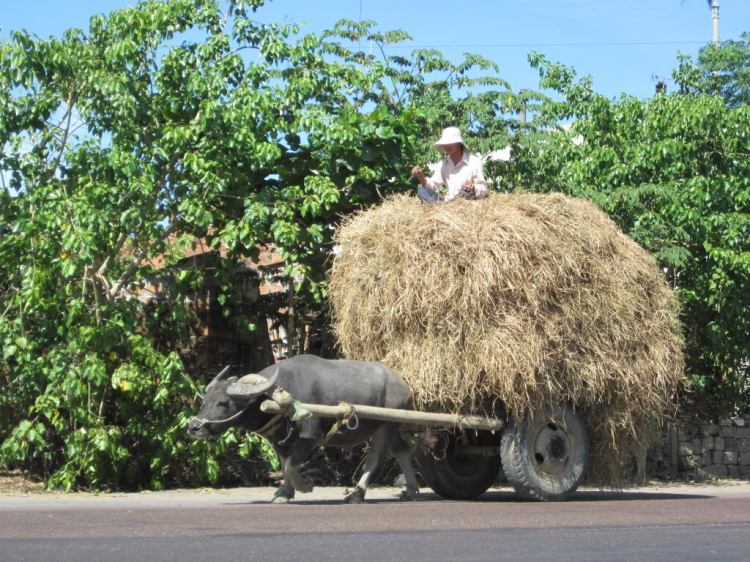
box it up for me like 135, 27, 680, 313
0, 0, 417, 489
681, 31, 750, 108
504, 53, 750, 416
0, 0, 518, 489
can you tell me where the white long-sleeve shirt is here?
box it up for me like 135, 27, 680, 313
424, 151, 488, 201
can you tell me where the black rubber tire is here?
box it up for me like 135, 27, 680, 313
500, 404, 589, 502
418, 430, 501, 500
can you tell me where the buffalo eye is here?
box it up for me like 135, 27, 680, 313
216, 400, 230, 409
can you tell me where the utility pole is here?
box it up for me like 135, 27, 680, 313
711, 0, 720, 81
711, 0, 720, 46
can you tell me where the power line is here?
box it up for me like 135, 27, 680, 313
381, 40, 716, 49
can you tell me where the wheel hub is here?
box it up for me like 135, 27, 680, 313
533, 422, 570, 476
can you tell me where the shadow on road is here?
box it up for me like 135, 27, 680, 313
224, 487, 714, 506
562, 490, 714, 502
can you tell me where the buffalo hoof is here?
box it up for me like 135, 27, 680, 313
344, 487, 366, 504
399, 489, 417, 502
271, 489, 294, 504
296, 477, 314, 494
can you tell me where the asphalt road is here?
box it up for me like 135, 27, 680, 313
2, 482, 750, 562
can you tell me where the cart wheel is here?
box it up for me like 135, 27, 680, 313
500, 404, 588, 502
418, 430, 501, 500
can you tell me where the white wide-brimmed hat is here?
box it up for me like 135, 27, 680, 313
433, 127, 468, 151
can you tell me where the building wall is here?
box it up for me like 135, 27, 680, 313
134, 247, 281, 380
648, 413, 750, 481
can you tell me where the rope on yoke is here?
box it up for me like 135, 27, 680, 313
317, 401, 356, 447
254, 397, 300, 436
254, 411, 287, 436
345, 404, 359, 430
253, 398, 313, 440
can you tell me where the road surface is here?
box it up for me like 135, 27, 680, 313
2, 481, 749, 561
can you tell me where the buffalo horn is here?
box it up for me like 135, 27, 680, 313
227, 367, 279, 400
205, 365, 232, 390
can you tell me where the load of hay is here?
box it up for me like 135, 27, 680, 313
329, 192, 684, 486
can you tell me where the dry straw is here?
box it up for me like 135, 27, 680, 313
330, 192, 685, 486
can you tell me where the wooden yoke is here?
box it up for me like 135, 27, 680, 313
259, 397, 504, 432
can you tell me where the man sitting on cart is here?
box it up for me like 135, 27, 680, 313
411, 127, 488, 204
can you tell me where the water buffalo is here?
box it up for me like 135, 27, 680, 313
187, 355, 419, 503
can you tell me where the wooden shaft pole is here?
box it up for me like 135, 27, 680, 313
260, 400, 504, 431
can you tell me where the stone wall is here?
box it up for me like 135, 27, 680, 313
649, 413, 750, 481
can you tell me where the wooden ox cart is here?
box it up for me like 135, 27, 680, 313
252, 383, 588, 502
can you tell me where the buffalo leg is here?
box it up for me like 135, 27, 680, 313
270, 438, 317, 504
271, 480, 295, 504
271, 454, 295, 504
284, 438, 317, 494
345, 426, 390, 504
389, 433, 419, 501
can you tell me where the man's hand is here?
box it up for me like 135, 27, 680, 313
411, 166, 427, 186
461, 179, 475, 197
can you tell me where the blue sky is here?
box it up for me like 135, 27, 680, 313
1, 0, 748, 101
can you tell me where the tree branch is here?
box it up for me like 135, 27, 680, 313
107, 219, 183, 301
0, 288, 17, 320
286, 277, 295, 358
52, 89, 77, 175
99, 231, 130, 277
229, 45, 259, 56
93, 276, 103, 326
81, 266, 89, 306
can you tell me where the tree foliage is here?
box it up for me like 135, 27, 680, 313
503, 53, 750, 416
0, 0, 514, 489
681, 31, 750, 108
